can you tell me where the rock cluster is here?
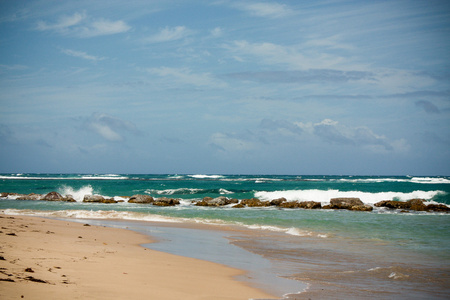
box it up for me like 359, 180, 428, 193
13, 192, 76, 202
374, 199, 450, 212
1, 192, 449, 212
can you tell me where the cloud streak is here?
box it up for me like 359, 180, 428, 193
144, 26, 192, 43
147, 67, 227, 88
227, 69, 374, 84
60, 48, 105, 61
36, 12, 130, 37
232, 2, 294, 18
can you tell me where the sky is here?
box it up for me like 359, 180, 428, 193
0, 0, 449, 175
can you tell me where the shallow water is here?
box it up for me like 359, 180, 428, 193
61, 217, 449, 299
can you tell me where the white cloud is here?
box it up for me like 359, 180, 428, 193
36, 12, 130, 38
144, 26, 192, 43
210, 27, 223, 37
304, 34, 355, 51
233, 2, 294, 18
79, 19, 131, 38
60, 48, 105, 61
82, 113, 138, 142
147, 67, 227, 88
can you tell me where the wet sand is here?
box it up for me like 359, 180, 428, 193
0, 214, 276, 300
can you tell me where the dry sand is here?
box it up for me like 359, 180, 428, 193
0, 214, 276, 300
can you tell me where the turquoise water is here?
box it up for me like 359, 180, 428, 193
1, 173, 449, 298
1, 173, 449, 255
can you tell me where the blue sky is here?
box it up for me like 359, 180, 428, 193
0, 0, 449, 175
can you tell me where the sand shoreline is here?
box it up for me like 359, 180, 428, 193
0, 214, 277, 300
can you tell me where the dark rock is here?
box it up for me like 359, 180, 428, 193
426, 204, 450, 212
349, 204, 373, 211
25, 268, 34, 273
232, 203, 246, 208
128, 194, 154, 204
43, 192, 64, 201
270, 197, 287, 206
375, 200, 412, 210
298, 201, 322, 209
195, 196, 235, 206
63, 196, 77, 202
241, 198, 271, 207
229, 198, 239, 204
153, 197, 180, 206
279, 201, 299, 209
329, 198, 364, 209
407, 199, 427, 211
83, 195, 117, 203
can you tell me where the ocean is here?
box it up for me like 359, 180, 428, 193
1, 173, 449, 299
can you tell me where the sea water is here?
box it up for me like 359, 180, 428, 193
1, 174, 449, 299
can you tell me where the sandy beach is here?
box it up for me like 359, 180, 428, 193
0, 214, 276, 300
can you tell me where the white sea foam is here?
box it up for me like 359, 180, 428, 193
335, 177, 450, 184
58, 185, 94, 202
0, 174, 128, 180
255, 189, 446, 204
145, 188, 203, 195
219, 188, 233, 194
2, 209, 183, 223
189, 174, 225, 179
410, 177, 450, 184
80, 174, 129, 180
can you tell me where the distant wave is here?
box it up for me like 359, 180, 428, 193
0, 174, 129, 180
188, 174, 225, 179
332, 177, 450, 184
410, 177, 450, 184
